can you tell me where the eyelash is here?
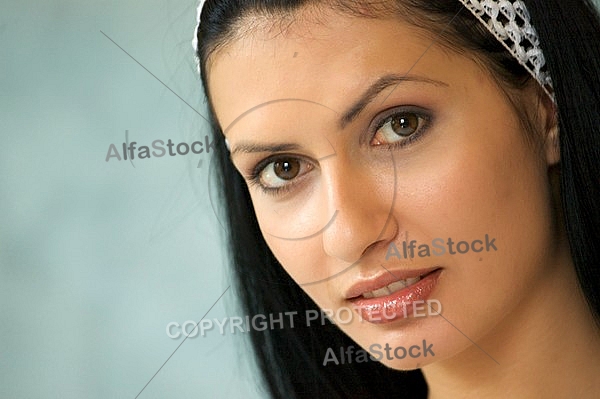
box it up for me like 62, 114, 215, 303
247, 106, 433, 196
246, 155, 310, 197
370, 106, 432, 149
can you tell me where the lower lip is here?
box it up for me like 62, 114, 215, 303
350, 269, 442, 324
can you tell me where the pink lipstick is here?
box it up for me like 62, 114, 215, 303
347, 268, 442, 324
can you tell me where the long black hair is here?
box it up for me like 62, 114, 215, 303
196, 1, 600, 397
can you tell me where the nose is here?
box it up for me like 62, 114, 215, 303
320, 156, 398, 264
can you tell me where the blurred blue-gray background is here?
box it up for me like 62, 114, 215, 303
2, 0, 599, 398
0, 1, 261, 397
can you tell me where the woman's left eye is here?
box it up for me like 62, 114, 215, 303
371, 109, 430, 147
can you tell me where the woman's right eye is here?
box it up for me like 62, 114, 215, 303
250, 156, 314, 195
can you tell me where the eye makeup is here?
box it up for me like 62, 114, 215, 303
241, 104, 435, 196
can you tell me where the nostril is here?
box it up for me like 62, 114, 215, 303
358, 239, 389, 263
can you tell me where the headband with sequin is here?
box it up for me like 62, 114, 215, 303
458, 0, 554, 100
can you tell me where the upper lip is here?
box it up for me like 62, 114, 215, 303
344, 266, 441, 300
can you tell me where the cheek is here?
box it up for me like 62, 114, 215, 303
251, 191, 330, 284
392, 96, 551, 249
394, 108, 555, 320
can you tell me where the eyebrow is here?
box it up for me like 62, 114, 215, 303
231, 142, 302, 156
229, 74, 448, 155
340, 74, 448, 129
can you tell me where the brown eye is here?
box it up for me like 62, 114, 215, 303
371, 111, 428, 146
273, 159, 300, 180
390, 113, 419, 137
258, 156, 313, 190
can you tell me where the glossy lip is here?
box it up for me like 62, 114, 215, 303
344, 266, 441, 299
348, 268, 442, 324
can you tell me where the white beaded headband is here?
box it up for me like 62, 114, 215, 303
458, 0, 554, 100
194, 0, 554, 101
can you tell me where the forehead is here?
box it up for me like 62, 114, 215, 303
206, 9, 468, 134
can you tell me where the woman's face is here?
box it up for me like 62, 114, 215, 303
208, 9, 563, 369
